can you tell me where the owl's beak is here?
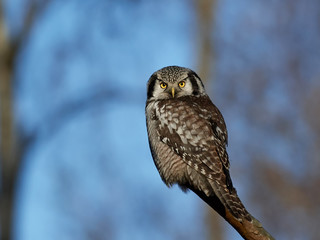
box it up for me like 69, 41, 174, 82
171, 87, 175, 98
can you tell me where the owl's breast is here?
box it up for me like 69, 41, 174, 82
155, 99, 214, 149
146, 100, 190, 185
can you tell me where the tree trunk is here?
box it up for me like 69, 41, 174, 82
194, 0, 223, 239
0, 6, 18, 238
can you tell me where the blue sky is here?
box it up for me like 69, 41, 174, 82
8, 1, 208, 240
3, 0, 320, 240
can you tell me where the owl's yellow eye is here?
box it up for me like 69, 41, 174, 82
160, 82, 167, 89
178, 81, 185, 88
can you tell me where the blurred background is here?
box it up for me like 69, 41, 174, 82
0, 0, 320, 240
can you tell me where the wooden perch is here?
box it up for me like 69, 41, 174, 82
225, 210, 275, 240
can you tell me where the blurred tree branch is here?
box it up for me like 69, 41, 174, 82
0, 1, 52, 239
195, 0, 215, 81
0, 2, 19, 240
35, 87, 137, 142
194, 1, 275, 239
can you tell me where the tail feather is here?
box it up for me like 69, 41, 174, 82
191, 186, 252, 222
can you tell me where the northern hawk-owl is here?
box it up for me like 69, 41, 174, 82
145, 66, 251, 222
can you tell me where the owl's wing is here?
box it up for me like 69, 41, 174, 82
156, 96, 231, 186
207, 118, 233, 190
159, 119, 232, 192
155, 96, 250, 220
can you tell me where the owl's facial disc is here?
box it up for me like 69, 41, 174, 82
157, 80, 189, 99
147, 66, 207, 100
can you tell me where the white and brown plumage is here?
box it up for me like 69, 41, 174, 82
145, 66, 251, 222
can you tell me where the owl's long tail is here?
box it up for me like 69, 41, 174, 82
190, 186, 251, 222
191, 187, 275, 240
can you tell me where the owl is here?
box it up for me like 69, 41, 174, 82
145, 66, 251, 222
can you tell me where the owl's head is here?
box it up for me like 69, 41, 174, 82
147, 66, 206, 100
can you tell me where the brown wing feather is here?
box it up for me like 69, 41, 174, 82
151, 95, 250, 220
156, 95, 229, 180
